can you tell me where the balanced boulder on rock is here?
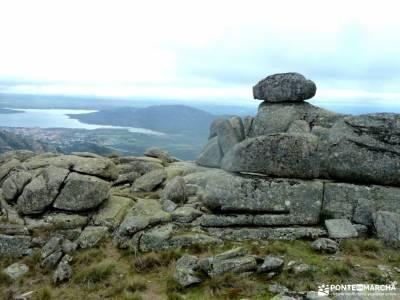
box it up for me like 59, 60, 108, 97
253, 72, 316, 102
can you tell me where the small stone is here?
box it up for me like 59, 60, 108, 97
132, 169, 166, 192
77, 226, 108, 249
53, 254, 73, 283
162, 199, 178, 212
268, 283, 290, 294
3, 263, 29, 280
257, 255, 284, 273
173, 254, 201, 287
41, 235, 64, 259
325, 219, 358, 239
293, 263, 312, 274
41, 251, 63, 268
311, 238, 339, 254
171, 206, 202, 223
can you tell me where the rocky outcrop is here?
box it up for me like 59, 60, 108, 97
197, 73, 400, 188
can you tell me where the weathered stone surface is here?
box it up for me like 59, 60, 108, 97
162, 199, 178, 212
53, 254, 73, 283
0, 234, 31, 257
0, 158, 20, 184
77, 226, 108, 249
2, 171, 32, 201
186, 170, 322, 225
374, 211, 400, 248
41, 250, 63, 268
325, 114, 400, 186
118, 199, 171, 235
253, 73, 316, 102
199, 214, 254, 227
132, 169, 166, 192
162, 176, 186, 204
229, 116, 245, 141
250, 102, 343, 137
257, 255, 284, 273
91, 195, 133, 230
171, 206, 202, 223
41, 235, 64, 259
311, 238, 339, 253
138, 224, 220, 252
113, 171, 141, 186
203, 255, 257, 277
17, 166, 69, 214
195, 137, 223, 168
21, 155, 118, 180
4, 263, 29, 280
173, 254, 201, 287
206, 227, 326, 241
43, 213, 88, 230
53, 172, 110, 211
287, 120, 310, 134
325, 219, 358, 239
0, 223, 29, 235
322, 182, 400, 225
217, 119, 243, 154
164, 161, 206, 180
221, 133, 320, 179
209, 118, 225, 139
243, 116, 254, 137
118, 157, 163, 175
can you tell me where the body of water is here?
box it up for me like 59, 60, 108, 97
0, 108, 163, 135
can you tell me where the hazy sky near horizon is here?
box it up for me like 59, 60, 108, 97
1, 0, 400, 105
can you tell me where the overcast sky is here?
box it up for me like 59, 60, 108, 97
0, 0, 400, 105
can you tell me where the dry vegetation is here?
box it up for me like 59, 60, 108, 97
1, 238, 399, 300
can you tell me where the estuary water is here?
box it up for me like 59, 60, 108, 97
0, 108, 163, 135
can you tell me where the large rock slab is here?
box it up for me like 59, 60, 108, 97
21, 155, 118, 180
186, 169, 322, 225
217, 119, 243, 154
17, 166, 69, 214
221, 133, 320, 179
132, 168, 166, 192
253, 72, 316, 102
53, 172, 110, 211
322, 182, 400, 225
205, 227, 326, 241
374, 211, 400, 248
325, 114, 400, 186
195, 137, 223, 168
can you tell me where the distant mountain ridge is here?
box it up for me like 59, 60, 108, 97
68, 105, 217, 135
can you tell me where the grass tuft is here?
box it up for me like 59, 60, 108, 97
133, 250, 181, 273
73, 261, 115, 287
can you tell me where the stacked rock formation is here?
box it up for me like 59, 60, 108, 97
195, 72, 400, 247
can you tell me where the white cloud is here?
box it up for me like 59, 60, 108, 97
0, 0, 400, 103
